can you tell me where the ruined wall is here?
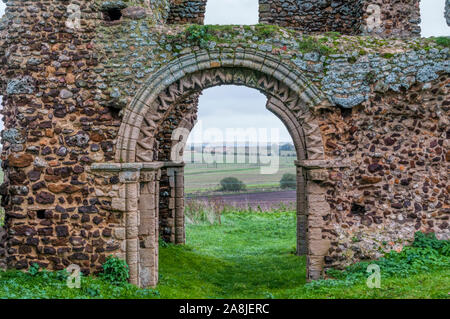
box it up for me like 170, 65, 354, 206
446, 0, 450, 26
360, 0, 421, 37
0, 0, 448, 283
318, 76, 449, 267
167, 0, 207, 24
0, 1, 124, 273
154, 94, 198, 243
259, 0, 365, 35
259, 0, 421, 37
0, 226, 6, 270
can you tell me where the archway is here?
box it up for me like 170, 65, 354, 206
116, 49, 330, 287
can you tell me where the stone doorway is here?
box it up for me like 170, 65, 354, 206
115, 49, 332, 287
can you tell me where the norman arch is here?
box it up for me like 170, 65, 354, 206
114, 49, 334, 287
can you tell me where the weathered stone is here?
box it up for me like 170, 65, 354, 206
59, 89, 73, 99
8, 154, 33, 168
6, 76, 35, 95
360, 176, 382, 185
36, 192, 55, 205
446, 0, 450, 26
122, 6, 147, 19
55, 226, 69, 238
0, 0, 447, 289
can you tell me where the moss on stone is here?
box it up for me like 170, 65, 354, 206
434, 36, 450, 48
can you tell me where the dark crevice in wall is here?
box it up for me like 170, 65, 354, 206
103, 8, 123, 22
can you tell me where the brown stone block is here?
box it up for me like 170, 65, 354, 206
140, 248, 157, 267
309, 239, 331, 256
8, 153, 33, 168
307, 255, 324, 280
361, 176, 382, 185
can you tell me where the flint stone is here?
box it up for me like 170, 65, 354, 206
2, 129, 24, 144
6, 76, 35, 94
36, 191, 55, 204
59, 89, 73, 99
122, 6, 147, 19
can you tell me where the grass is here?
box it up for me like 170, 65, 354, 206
433, 36, 450, 48
0, 210, 448, 299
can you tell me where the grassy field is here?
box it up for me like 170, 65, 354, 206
184, 153, 296, 194
0, 210, 448, 299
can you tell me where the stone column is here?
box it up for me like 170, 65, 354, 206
296, 164, 308, 256
296, 159, 350, 281
446, 0, 450, 26
174, 166, 185, 245
119, 164, 142, 286
138, 168, 160, 287
305, 173, 331, 281
166, 162, 186, 245
91, 162, 164, 287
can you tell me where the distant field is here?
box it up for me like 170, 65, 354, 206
184, 152, 296, 194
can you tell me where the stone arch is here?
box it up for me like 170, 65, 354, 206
115, 49, 331, 287
116, 49, 325, 163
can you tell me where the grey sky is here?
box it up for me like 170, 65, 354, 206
0, 1, 448, 142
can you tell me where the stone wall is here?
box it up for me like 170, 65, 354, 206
360, 0, 421, 37
0, 226, 6, 270
0, 1, 448, 286
167, 0, 207, 24
0, 0, 122, 274
446, 0, 450, 26
317, 76, 449, 267
259, 0, 364, 35
259, 0, 421, 37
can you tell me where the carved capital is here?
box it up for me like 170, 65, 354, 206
307, 169, 328, 182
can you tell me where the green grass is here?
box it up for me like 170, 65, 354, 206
0, 212, 449, 299
433, 36, 450, 48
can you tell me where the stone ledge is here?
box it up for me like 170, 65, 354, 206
295, 159, 351, 169
91, 161, 185, 172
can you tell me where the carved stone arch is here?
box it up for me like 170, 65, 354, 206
116, 49, 325, 163
135, 67, 324, 165
115, 49, 332, 287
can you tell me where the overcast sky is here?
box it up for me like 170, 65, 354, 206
0, 1, 448, 142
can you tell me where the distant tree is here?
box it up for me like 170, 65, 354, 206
220, 177, 246, 192
280, 173, 296, 189
280, 143, 295, 152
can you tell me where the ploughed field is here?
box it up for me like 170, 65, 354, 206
187, 190, 297, 211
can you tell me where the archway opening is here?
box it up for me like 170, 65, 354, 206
184, 85, 296, 205
420, 0, 450, 37
157, 85, 307, 296
123, 56, 328, 288
204, 0, 259, 25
